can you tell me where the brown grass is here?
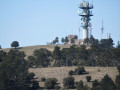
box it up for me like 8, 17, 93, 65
29, 66, 118, 88
2, 44, 71, 57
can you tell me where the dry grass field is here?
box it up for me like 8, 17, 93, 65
2, 44, 71, 57
29, 66, 118, 88
2, 45, 119, 89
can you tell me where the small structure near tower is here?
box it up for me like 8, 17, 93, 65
78, 0, 93, 40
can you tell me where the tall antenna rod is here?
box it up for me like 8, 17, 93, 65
101, 20, 104, 39
79, 28, 80, 39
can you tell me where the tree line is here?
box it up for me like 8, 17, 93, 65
27, 38, 120, 67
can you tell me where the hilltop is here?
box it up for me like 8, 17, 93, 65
2, 44, 71, 57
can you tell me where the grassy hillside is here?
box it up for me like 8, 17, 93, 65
29, 66, 118, 88
2, 44, 71, 57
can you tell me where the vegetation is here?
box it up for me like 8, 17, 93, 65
53, 37, 59, 44
0, 49, 39, 90
77, 80, 89, 90
41, 77, 46, 82
63, 77, 75, 89
69, 70, 74, 75
86, 76, 91, 82
26, 37, 120, 67
69, 66, 86, 75
115, 74, 120, 90
44, 78, 58, 89
27, 48, 51, 67
11, 41, 19, 48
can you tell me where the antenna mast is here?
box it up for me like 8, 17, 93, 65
101, 20, 104, 39
79, 28, 80, 39
78, 0, 93, 40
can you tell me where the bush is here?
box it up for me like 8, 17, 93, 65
44, 78, 58, 89
54, 85, 61, 90
77, 80, 89, 90
86, 76, 91, 82
77, 80, 83, 90
69, 70, 74, 75
74, 66, 86, 75
63, 77, 75, 89
115, 74, 120, 90
41, 77, 46, 82
92, 79, 99, 88
75, 82, 78, 85
32, 80, 40, 89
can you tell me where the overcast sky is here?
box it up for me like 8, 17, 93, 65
0, 0, 120, 48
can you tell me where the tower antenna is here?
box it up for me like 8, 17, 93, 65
101, 20, 104, 39
79, 28, 80, 39
79, 0, 93, 40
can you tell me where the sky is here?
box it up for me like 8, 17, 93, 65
0, 0, 120, 48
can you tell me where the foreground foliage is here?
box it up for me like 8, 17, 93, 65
0, 50, 39, 90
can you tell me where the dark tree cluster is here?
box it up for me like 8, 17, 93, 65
69, 66, 86, 75
0, 50, 39, 90
27, 38, 120, 68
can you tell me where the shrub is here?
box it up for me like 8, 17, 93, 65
98, 69, 101, 72
41, 77, 46, 82
69, 70, 74, 75
44, 78, 58, 89
63, 77, 75, 89
32, 80, 40, 89
86, 76, 91, 82
75, 82, 78, 85
74, 66, 86, 75
92, 79, 99, 88
115, 74, 120, 90
54, 85, 61, 90
77, 80, 83, 90
77, 80, 89, 90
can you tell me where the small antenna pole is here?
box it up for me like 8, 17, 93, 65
79, 28, 80, 39
101, 20, 104, 39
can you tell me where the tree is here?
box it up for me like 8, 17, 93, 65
77, 80, 89, 90
99, 74, 116, 90
74, 66, 86, 75
0, 49, 39, 90
92, 80, 99, 88
11, 41, 19, 48
0, 45, 1, 49
65, 36, 69, 44
53, 37, 59, 44
0, 50, 6, 62
100, 38, 114, 49
52, 46, 61, 66
44, 78, 58, 89
55, 37, 59, 44
61, 37, 65, 44
86, 76, 91, 82
33, 48, 51, 67
63, 77, 75, 89
77, 80, 83, 90
115, 74, 120, 90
